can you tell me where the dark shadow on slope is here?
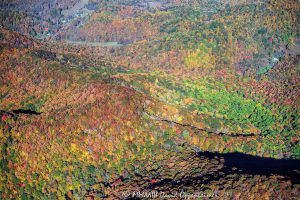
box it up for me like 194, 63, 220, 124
199, 151, 300, 183
145, 151, 300, 193
11, 109, 41, 115
1, 109, 42, 115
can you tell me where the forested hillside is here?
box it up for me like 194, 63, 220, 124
0, 0, 299, 199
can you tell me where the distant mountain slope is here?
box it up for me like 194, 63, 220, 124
0, 26, 299, 199
0, 0, 94, 38
0, 28, 39, 48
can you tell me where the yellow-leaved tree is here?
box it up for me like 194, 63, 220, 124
184, 42, 215, 71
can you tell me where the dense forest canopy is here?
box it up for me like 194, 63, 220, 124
0, 0, 299, 199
